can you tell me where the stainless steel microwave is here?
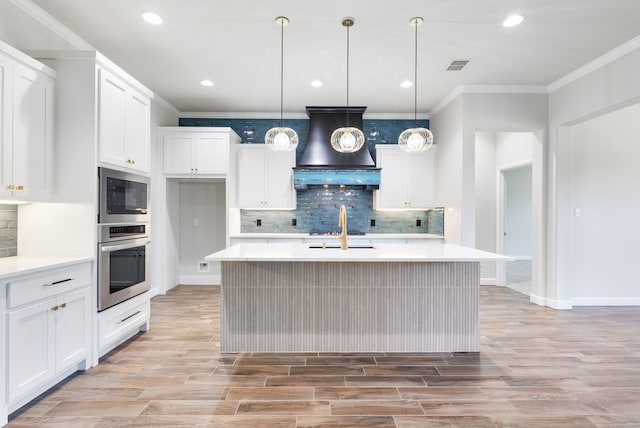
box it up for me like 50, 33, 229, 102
98, 167, 150, 224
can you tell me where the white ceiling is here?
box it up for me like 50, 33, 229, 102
24, 0, 640, 115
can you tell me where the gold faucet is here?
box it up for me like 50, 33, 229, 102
336, 204, 348, 250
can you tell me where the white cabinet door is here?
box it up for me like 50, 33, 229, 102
55, 288, 88, 370
377, 149, 408, 208
237, 146, 266, 207
375, 145, 436, 210
125, 90, 150, 173
0, 56, 54, 201
8, 299, 56, 402
98, 68, 150, 172
237, 145, 295, 209
264, 150, 295, 208
406, 150, 435, 208
164, 135, 194, 174
0, 53, 12, 198
98, 68, 127, 168
195, 134, 228, 174
11, 62, 54, 200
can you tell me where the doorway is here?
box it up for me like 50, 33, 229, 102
475, 131, 537, 296
500, 164, 532, 295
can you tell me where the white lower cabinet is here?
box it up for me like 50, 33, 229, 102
3, 260, 92, 410
8, 288, 88, 402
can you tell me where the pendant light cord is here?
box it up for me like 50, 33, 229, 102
346, 21, 350, 127
414, 18, 418, 124
280, 19, 284, 127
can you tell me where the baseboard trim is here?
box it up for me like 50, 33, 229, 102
179, 275, 221, 285
572, 297, 640, 306
481, 277, 497, 286
530, 293, 573, 309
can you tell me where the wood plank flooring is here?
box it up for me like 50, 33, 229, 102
8, 285, 640, 427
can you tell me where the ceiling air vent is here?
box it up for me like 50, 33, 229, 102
447, 60, 469, 71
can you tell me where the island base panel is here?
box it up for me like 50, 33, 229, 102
220, 261, 480, 352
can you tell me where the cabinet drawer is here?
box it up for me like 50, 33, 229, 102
8, 263, 92, 309
98, 295, 150, 350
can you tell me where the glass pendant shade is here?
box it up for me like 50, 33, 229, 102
398, 127, 433, 152
265, 16, 298, 152
330, 126, 365, 153
399, 16, 434, 153
332, 17, 365, 154
265, 127, 299, 151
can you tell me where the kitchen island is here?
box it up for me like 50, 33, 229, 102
205, 243, 510, 353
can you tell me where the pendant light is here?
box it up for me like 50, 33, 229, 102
265, 16, 298, 151
398, 17, 434, 152
331, 17, 365, 154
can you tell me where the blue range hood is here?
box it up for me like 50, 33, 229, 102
293, 106, 380, 190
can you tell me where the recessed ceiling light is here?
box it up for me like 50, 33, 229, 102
400, 80, 413, 88
502, 14, 524, 27
200, 80, 214, 87
310, 80, 323, 87
142, 12, 163, 25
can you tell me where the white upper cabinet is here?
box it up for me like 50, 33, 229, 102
98, 67, 150, 173
163, 130, 232, 176
237, 145, 295, 209
0, 43, 55, 201
375, 144, 436, 210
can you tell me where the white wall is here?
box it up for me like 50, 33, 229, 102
431, 96, 464, 244
474, 131, 534, 283
568, 103, 640, 304
178, 182, 226, 284
474, 131, 497, 280
149, 100, 179, 296
549, 40, 640, 307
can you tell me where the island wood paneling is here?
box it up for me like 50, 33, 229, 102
220, 261, 480, 352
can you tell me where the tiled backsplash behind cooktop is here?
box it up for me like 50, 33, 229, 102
241, 186, 444, 235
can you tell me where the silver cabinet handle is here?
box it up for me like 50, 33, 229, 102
117, 310, 141, 324
101, 241, 151, 253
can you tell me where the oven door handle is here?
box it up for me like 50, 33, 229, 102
101, 240, 151, 253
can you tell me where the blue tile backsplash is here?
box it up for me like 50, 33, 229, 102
180, 117, 443, 236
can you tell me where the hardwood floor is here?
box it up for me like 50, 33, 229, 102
8, 285, 640, 427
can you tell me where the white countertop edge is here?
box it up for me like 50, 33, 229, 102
206, 243, 512, 263
0, 256, 94, 279
230, 233, 445, 240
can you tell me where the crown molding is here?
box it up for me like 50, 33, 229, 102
179, 111, 310, 120
8, 0, 93, 50
152, 95, 180, 115
429, 85, 548, 117
548, 34, 640, 93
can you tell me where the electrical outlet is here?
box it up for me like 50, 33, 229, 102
370, 219, 376, 227
257, 219, 262, 226
197, 261, 210, 273
416, 219, 422, 227
292, 218, 297, 226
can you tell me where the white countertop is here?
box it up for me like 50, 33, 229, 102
0, 256, 94, 280
206, 243, 511, 263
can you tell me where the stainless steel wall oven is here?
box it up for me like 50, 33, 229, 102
97, 223, 150, 311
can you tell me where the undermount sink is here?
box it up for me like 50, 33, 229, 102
308, 245, 375, 249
